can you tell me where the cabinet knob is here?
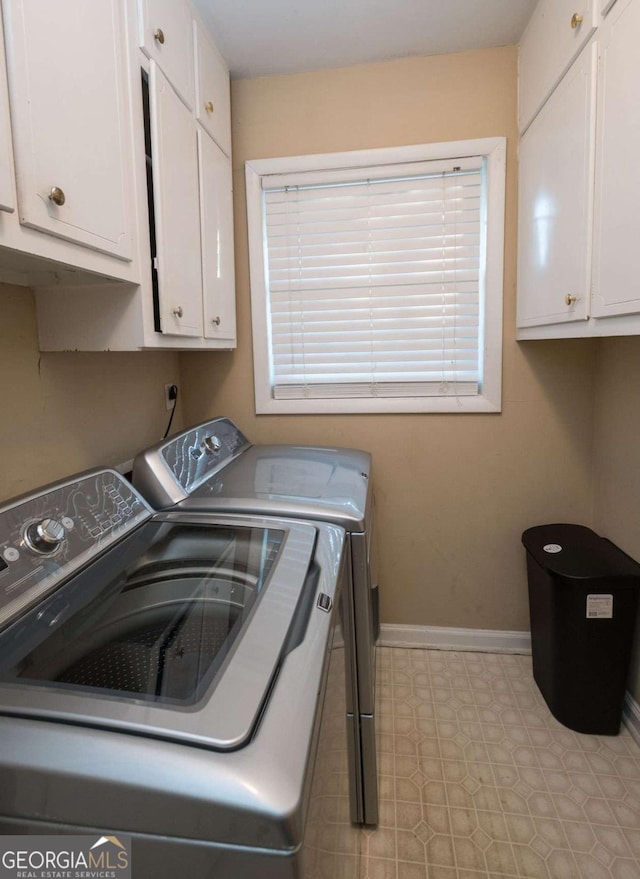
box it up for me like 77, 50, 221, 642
565, 294, 577, 306
212, 316, 221, 326
172, 306, 183, 318
205, 101, 215, 114
154, 28, 165, 44
48, 186, 65, 206
571, 13, 584, 28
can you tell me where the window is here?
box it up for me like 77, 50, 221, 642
245, 138, 506, 414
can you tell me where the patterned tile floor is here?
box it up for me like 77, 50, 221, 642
360, 647, 640, 879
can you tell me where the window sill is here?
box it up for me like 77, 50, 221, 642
255, 392, 502, 415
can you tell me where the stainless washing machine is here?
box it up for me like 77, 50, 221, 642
0, 469, 359, 878
132, 418, 380, 826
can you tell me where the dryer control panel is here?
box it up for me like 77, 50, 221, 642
161, 418, 250, 493
0, 470, 151, 630
133, 417, 251, 506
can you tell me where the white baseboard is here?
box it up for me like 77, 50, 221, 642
379, 623, 532, 655
623, 692, 640, 746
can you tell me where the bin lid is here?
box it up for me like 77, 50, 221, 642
522, 524, 640, 583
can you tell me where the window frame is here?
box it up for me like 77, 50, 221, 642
245, 137, 506, 415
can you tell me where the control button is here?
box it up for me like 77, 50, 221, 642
24, 518, 66, 555
3, 547, 19, 563
61, 517, 75, 531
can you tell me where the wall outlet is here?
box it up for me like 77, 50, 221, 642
164, 383, 178, 411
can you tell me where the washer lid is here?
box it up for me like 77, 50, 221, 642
0, 514, 321, 750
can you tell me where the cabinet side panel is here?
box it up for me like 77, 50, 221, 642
591, 0, 640, 318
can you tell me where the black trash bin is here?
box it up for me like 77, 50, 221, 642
522, 524, 640, 735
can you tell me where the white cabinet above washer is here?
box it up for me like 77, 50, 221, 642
137, 0, 195, 110
149, 63, 203, 338
519, 0, 597, 133
34, 3, 236, 353
194, 19, 232, 158
198, 129, 236, 342
2, 0, 134, 261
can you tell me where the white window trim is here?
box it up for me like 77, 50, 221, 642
245, 137, 506, 415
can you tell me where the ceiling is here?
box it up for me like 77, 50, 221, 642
192, 0, 536, 80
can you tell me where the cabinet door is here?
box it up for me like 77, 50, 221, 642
198, 130, 236, 343
149, 63, 203, 338
194, 20, 232, 158
2, 0, 132, 259
601, 0, 618, 13
517, 44, 596, 328
138, 0, 194, 110
519, 0, 597, 132
0, 9, 14, 214
591, 0, 640, 318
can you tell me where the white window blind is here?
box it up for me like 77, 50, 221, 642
262, 155, 485, 400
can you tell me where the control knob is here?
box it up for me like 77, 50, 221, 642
202, 435, 222, 454
25, 518, 66, 554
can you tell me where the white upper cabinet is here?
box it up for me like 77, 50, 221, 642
1, 0, 236, 350
0, 8, 14, 214
517, 44, 596, 328
591, 0, 640, 318
198, 129, 236, 342
194, 20, 232, 158
601, 0, 618, 13
149, 62, 203, 338
2, 0, 133, 259
519, 0, 597, 133
138, 0, 195, 109
517, 0, 640, 339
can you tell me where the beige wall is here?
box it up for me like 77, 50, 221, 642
180, 48, 598, 632
593, 338, 640, 700
0, 282, 182, 501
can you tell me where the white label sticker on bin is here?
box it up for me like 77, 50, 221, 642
543, 544, 563, 553
586, 594, 613, 619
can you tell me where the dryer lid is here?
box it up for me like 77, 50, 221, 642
184, 443, 372, 530
132, 418, 372, 530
